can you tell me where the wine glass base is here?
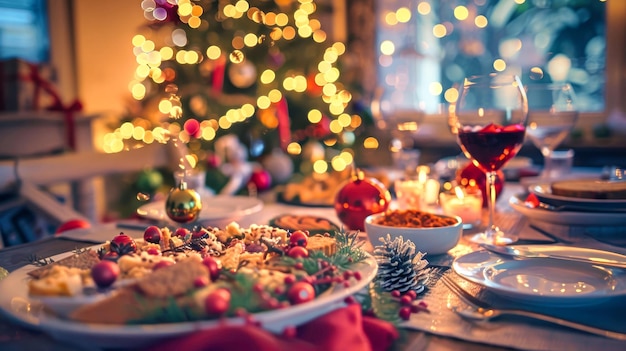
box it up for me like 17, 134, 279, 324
469, 231, 517, 245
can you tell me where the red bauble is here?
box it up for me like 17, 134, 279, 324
55, 219, 90, 234
184, 119, 201, 137
457, 162, 505, 207
248, 169, 272, 192
287, 281, 316, 304
334, 171, 392, 231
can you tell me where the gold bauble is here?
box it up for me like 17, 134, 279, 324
165, 181, 203, 223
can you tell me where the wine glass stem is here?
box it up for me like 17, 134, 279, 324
486, 171, 498, 232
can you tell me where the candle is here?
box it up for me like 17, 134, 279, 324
394, 179, 423, 209
439, 186, 482, 228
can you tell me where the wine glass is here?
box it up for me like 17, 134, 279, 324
525, 82, 578, 179
450, 74, 528, 245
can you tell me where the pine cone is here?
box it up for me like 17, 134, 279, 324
373, 234, 429, 294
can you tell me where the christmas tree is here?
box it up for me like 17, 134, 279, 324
103, 0, 371, 188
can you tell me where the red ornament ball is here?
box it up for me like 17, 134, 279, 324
334, 171, 392, 231
457, 162, 505, 207
184, 119, 201, 137
55, 219, 90, 235
248, 169, 272, 192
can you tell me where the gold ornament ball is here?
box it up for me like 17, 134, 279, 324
165, 182, 203, 223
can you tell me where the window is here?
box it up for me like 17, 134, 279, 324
0, 0, 50, 63
375, 0, 608, 119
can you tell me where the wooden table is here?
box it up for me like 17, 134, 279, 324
0, 182, 622, 351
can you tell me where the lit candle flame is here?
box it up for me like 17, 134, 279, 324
454, 186, 465, 202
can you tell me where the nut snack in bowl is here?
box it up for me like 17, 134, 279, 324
364, 210, 462, 255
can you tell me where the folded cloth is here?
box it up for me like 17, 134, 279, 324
145, 304, 399, 351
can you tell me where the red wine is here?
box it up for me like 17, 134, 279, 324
458, 124, 526, 172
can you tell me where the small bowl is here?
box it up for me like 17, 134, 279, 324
364, 212, 462, 255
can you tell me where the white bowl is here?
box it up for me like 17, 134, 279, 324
364, 212, 462, 255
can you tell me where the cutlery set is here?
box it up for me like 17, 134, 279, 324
440, 274, 626, 340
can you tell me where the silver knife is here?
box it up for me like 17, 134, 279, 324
479, 243, 626, 269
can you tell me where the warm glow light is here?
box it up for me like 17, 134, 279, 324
363, 137, 379, 149
313, 159, 328, 173
308, 109, 322, 123
331, 157, 346, 171
493, 59, 506, 71
287, 142, 302, 155
433, 24, 447, 38
396, 7, 411, 23
257, 95, 271, 109
385, 12, 398, 26
276, 13, 289, 26
429, 82, 443, 96
260, 69, 276, 84
475, 15, 488, 28
206, 46, 221, 60
417, 2, 431, 15
454, 6, 469, 20
444, 88, 459, 103
380, 40, 395, 55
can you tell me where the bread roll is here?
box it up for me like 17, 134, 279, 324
551, 179, 626, 199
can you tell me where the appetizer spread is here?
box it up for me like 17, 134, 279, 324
25, 222, 366, 325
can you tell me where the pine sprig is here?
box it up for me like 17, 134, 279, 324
27, 254, 54, 267
334, 228, 368, 265
368, 281, 403, 324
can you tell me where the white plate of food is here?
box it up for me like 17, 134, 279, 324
528, 180, 626, 212
136, 195, 264, 226
453, 249, 626, 306
0, 245, 377, 349
508, 194, 626, 226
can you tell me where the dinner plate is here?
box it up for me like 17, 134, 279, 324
528, 183, 626, 211
0, 250, 377, 349
136, 195, 264, 227
453, 250, 626, 306
508, 194, 626, 226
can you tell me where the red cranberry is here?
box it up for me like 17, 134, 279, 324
399, 306, 412, 320
194, 276, 210, 288
153, 260, 174, 270
143, 226, 162, 244
287, 246, 309, 258
202, 256, 220, 281
146, 247, 161, 256
174, 227, 190, 238
205, 288, 231, 315
91, 260, 120, 288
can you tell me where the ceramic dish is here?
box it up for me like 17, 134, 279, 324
528, 183, 626, 212
136, 195, 263, 227
364, 212, 462, 255
0, 250, 377, 349
453, 249, 626, 306
508, 194, 626, 226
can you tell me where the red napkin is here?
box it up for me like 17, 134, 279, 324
145, 304, 399, 351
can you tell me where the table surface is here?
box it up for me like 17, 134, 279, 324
1, 180, 625, 351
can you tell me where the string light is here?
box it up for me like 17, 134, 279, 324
104, 0, 373, 172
